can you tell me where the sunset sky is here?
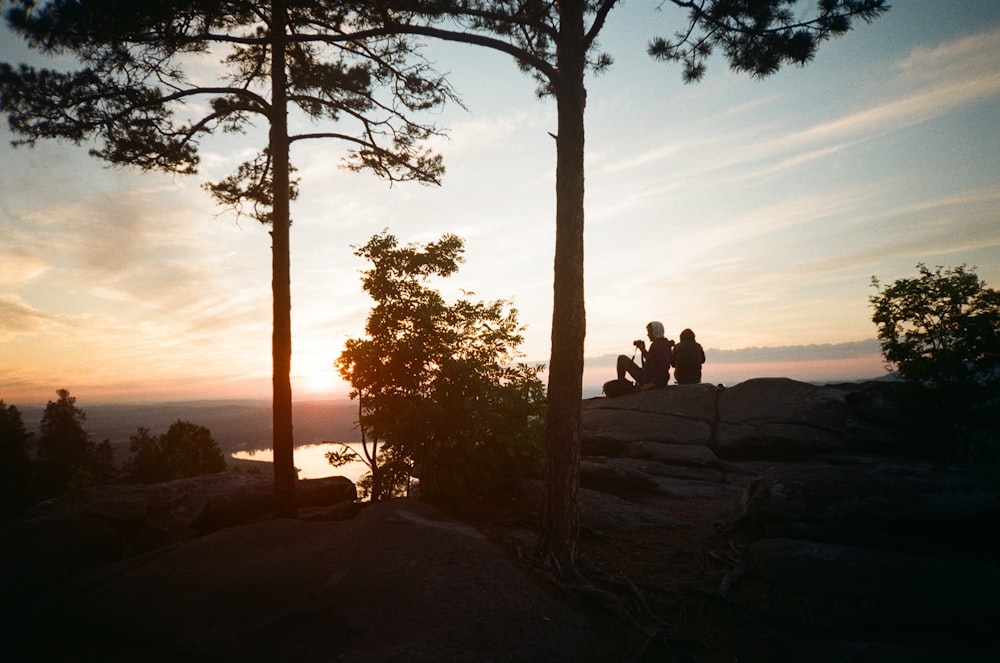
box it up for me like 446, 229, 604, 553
2, 1, 999, 406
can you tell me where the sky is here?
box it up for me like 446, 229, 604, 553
2, 1, 1000, 406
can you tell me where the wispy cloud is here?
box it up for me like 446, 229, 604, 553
0, 247, 48, 285
0, 294, 57, 336
599, 26, 1000, 192
756, 27, 1000, 160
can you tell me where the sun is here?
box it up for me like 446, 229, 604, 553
290, 351, 346, 398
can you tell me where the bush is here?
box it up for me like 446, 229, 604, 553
870, 264, 1000, 459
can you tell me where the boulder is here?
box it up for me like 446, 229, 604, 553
0, 473, 357, 605
581, 408, 712, 450
734, 459, 1000, 554
715, 378, 854, 458
620, 440, 720, 467
581, 384, 718, 450
583, 456, 724, 487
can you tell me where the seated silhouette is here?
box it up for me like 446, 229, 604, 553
671, 328, 705, 384
611, 321, 674, 394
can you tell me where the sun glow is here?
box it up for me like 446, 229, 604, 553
293, 364, 346, 398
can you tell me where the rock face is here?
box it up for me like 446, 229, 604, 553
581, 378, 999, 661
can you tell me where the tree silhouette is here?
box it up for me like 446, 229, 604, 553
0, 400, 34, 520
0, 0, 455, 516
371, 0, 889, 571
34, 389, 90, 496
871, 263, 1000, 458
336, 231, 546, 501
125, 420, 227, 483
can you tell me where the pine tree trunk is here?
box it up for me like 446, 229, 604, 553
537, 0, 587, 573
270, 0, 296, 518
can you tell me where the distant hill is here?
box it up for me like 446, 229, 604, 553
18, 399, 362, 454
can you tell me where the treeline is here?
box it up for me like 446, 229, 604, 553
1, 389, 226, 522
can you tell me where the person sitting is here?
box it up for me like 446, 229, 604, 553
672, 328, 706, 384
617, 321, 674, 390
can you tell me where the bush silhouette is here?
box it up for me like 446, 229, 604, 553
871, 264, 1000, 458
124, 420, 226, 483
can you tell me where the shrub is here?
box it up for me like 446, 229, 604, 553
870, 264, 1000, 459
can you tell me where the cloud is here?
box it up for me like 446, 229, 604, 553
587, 339, 881, 365
772, 27, 1000, 154
619, 26, 1000, 191
0, 247, 48, 285
705, 339, 882, 363
896, 27, 1000, 85
0, 294, 57, 336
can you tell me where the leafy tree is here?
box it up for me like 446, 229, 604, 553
374, 0, 889, 569
0, 0, 455, 516
124, 420, 227, 483
335, 231, 546, 502
0, 400, 34, 520
160, 420, 227, 478
871, 263, 1000, 458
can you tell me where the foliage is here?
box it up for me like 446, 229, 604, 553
124, 420, 227, 484
0, 0, 453, 188
326, 441, 413, 501
0, 400, 34, 520
336, 231, 546, 502
648, 0, 889, 82
871, 264, 1000, 458
0, 0, 456, 516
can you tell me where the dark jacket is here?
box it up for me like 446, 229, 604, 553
672, 339, 705, 384
642, 338, 673, 387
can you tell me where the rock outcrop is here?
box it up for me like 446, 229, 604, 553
0, 472, 358, 606
3, 378, 997, 661
583, 377, 907, 458
580, 378, 999, 660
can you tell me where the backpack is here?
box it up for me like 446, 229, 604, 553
602, 378, 636, 398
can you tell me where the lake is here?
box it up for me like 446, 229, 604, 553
231, 442, 371, 482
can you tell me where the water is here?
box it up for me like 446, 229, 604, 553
231, 442, 371, 482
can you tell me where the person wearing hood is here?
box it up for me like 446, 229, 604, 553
617, 321, 674, 390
